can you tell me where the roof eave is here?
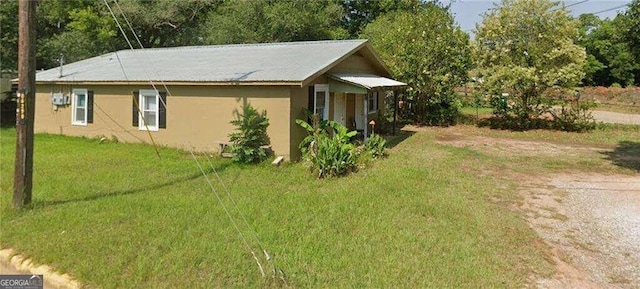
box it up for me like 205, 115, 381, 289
34, 80, 303, 86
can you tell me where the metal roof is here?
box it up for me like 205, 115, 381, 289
329, 73, 407, 92
35, 40, 377, 84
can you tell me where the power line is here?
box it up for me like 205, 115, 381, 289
103, 0, 278, 279
93, 101, 146, 142
113, 0, 173, 99
549, 0, 589, 13
564, 0, 589, 9
203, 154, 282, 280
591, 3, 628, 15
103, 0, 161, 158
189, 150, 267, 278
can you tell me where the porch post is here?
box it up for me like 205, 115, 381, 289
364, 92, 368, 141
393, 90, 398, 136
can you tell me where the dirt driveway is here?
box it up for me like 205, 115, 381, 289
592, 110, 640, 125
428, 128, 640, 288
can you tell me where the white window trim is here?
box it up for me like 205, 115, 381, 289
71, 88, 88, 126
368, 91, 378, 114
314, 84, 329, 120
139, 89, 159, 132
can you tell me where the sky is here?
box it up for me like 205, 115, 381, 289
443, 0, 632, 37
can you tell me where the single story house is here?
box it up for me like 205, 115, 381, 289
33, 39, 406, 160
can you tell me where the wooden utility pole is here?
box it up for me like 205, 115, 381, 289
14, 0, 36, 209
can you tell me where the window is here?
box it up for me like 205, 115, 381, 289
314, 84, 329, 120
133, 90, 167, 130
72, 88, 88, 125
139, 89, 159, 131
368, 92, 378, 114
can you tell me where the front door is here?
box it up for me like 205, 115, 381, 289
334, 93, 347, 126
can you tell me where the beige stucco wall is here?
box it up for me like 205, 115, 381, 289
35, 84, 294, 158
289, 86, 308, 161
328, 53, 381, 75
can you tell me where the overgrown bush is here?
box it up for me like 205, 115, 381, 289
297, 117, 359, 178
228, 104, 270, 164
412, 93, 461, 126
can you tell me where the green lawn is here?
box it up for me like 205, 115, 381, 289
3, 125, 635, 288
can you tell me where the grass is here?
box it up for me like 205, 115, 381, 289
4, 122, 636, 288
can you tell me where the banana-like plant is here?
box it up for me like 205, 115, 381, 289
296, 116, 359, 178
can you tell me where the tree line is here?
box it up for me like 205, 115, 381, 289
1, 0, 638, 129
0, 0, 422, 72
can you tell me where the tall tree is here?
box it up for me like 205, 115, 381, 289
621, 0, 640, 85
623, 0, 640, 61
362, 3, 471, 125
37, 2, 120, 69
0, 0, 19, 74
342, 0, 420, 37
114, 0, 220, 48
204, 0, 348, 44
474, 0, 586, 124
578, 13, 636, 87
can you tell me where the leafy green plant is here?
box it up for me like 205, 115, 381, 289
296, 117, 358, 178
313, 133, 358, 178
296, 114, 330, 157
364, 133, 387, 158
228, 104, 270, 164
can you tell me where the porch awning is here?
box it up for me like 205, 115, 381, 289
328, 73, 407, 94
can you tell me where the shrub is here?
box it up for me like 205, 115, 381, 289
228, 104, 270, 164
313, 133, 358, 178
413, 93, 461, 126
610, 83, 622, 88
364, 133, 387, 158
549, 101, 597, 132
297, 118, 358, 178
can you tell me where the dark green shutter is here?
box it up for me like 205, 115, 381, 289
307, 86, 314, 122
308, 86, 314, 112
132, 91, 139, 126
159, 92, 167, 129
87, 91, 94, 124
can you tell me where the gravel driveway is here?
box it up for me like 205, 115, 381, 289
527, 174, 640, 288
431, 127, 640, 288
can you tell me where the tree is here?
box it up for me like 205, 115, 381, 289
204, 0, 348, 45
621, 0, 640, 85
37, 3, 120, 69
474, 0, 586, 126
0, 0, 19, 74
362, 3, 471, 125
342, 0, 420, 38
623, 0, 640, 61
113, 0, 219, 48
578, 14, 636, 87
